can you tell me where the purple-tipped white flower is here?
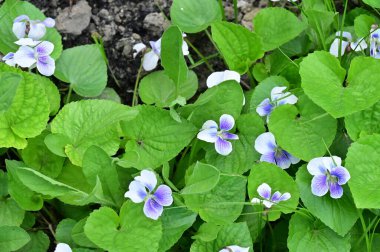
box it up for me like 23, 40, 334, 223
256, 86, 297, 122
197, 114, 239, 156
13, 15, 55, 40
124, 170, 173, 220
13, 41, 55, 76
254, 132, 300, 169
134, 34, 189, 71
329, 31, 367, 57
206, 70, 241, 88
251, 183, 291, 209
370, 28, 380, 59
54, 243, 72, 252
307, 156, 350, 199
219, 245, 250, 252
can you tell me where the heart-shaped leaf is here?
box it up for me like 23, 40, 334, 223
300, 51, 380, 118
84, 202, 162, 252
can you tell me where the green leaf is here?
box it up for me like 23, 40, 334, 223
139, 70, 198, 107
190, 222, 252, 252
0, 170, 8, 197
0, 198, 25, 227
346, 134, 380, 208
192, 223, 222, 242
158, 208, 197, 252
0, 0, 62, 59
211, 21, 264, 74
184, 175, 246, 224
120, 105, 196, 169
50, 100, 138, 166
354, 14, 375, 37
205, 113, 265, 174
71, 218, 97, 248
0, 64, 50, 149
363, 0, 380, 8
179, 81, 244, 128
305, 9, 335, 48
38, 75, 61, 116
170, 0, 222, 33
300, 51, 380, 118
20, 131, 66, 178
161, 26, 188, 92
95, 87, 121, 103
254, 7, 306, 51
55, 219, 76, 246
54, 45, 107, 97
248, 162, 300, 221
182, 162, 220, 195
268, 94, 337, 161
296, 165, 359, 236
84, 202, 162, 252
17, 231, 49, 252
287, 212, 351, 252
6, 160, 44, 211
345, 101, 380, 141
0, 226, 30, 252
82, 146, 123, 207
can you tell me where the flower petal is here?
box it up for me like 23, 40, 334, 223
150, 38, 162, 56
142, 51, 160, 71
133, 43, 146, 58
279, 192, 291, 202
260, 152, 276, 164
335, 31, 352, 40
256, 98, 273, 117
329, 182, 343, 199
143, 198, 163, 220
43, 17, 56, 27
307, 157, 327, 176
257, 183, 271, 200
262, 200, 274, 208
124, 181, 147, 203
251, 197, 261, 204
329, 38, 349, 57
270, 86, 287, 101
135, 170, 157, 192
182, 40, 189, 56
54, 243, 72, 252
221, 132, 239, 140
286, 151, 300, 165
206, 71, 226, 88
29, 22, 46, 40
36, 41, 54, 56
274, 150, 292, 169
311, 175, 329, 197
37, 56, 55, 76
254, 132, 276, 154
12, 21, 26, 39
219, 114, 235, 131
222, 245, 250, 252
15, 38, 41, 47
330, 166, 350, 185
201, 120, 218, 130
277, 93, 298, 106
153, 185, 173, 206
3, 53, 16, 67
215, 137, 233, 155
322, 156, 342, 170
271, 191, 281, 202
14, 46, 36, 68
197, 128, 218, 143
350, 39, 368, 51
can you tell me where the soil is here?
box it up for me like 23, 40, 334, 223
27, 0, 267, 104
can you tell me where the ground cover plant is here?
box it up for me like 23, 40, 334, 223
1, 0, 380, 251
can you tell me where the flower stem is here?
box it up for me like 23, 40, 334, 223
338, 0, 349, 60
358, 209, 371, 252
218, 0, 226, 20
65, 85, 73, 104
184, 38, 214, 72
132, 61, 143, 106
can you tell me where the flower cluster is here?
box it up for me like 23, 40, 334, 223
2, 15, 56, 76
251, 183, 291, 209
124, 170, 173, 220
133, 34, 189, 71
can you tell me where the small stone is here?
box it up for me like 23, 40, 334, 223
241, 8, 260, 30
101, 24, 116, 42
237, 0, 253, 14
143, 12, 170, 37
224, 6, 235, 21
55, 0, 92, 36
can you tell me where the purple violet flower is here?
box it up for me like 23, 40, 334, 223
254, 132, 300, 169
197, 114, 239, 156
124, 170, 173, 220
12, 15, 55, 40
307, 156, 350, 199
251, 183, 291, 209
370, 28, 380, 59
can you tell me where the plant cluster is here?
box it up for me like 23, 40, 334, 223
1, 0, 380, 251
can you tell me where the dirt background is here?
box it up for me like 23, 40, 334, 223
28, 0, 269, 104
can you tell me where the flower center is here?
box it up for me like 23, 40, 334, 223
326, 170, 338, 183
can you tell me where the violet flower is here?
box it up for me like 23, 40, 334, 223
13, 15, 55, 40
197, 114, 239, 156
219, 245, 250, 252
329, 31, 367, 57
206, 70, 241, 88
370, 27, 380, 58
256, 86, 298, 122
124, 170, 173, 220
54, 243, 72, 252
13, 41, 55, 76
251, 183, 291, 209
254, 132, 300, 169
307, 156, 350, 199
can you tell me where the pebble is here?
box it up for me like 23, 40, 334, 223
143, 12, 170, 37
